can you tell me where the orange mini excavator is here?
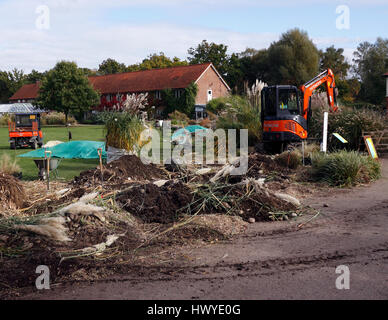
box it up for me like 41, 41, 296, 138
261, 69, 338, 151
8, 113, 44, 149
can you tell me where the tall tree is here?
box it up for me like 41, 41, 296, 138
353, 38, 388, 105
37, 61, 100, 122
320, 46, 350, 79
0, 68, 26, 103
188, 40, 229, 75
136, 53, 187, 71
239, 49, 269, 89
25, 69, 46, 84
98, 58, 127, 75
266, 29, 319, 85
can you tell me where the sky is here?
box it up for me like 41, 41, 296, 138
0, 0, 387, 73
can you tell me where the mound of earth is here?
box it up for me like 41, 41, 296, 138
116, 181, 193, 224
73, 155, 166, 185
226, 153, 292, 184
0, 172, 26, 210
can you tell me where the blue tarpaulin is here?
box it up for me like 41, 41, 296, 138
172, 125, 208, 141
18, 141, 106, 159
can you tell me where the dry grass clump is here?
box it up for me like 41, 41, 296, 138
41, 112, 77, 125
0, 172, 25, 209
275, 150, 302, 169
0, 154, 20, 175
102, 112, 146, 152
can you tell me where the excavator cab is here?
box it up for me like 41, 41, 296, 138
261, 85, 308, 145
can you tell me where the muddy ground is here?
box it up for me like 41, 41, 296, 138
3, 159, 387, 300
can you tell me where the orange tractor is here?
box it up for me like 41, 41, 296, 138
261, 69, 338, 151
8, 113, 44, 149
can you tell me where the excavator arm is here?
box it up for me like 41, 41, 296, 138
299, 69, 338, 121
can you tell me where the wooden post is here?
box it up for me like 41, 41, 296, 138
44, 150, 52, 191
97, 148, 103, 185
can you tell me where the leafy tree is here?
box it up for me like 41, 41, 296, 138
134, 53, 187, 71
25, 69, 46, 84
353, 38, 388, 105
0, 68, 26, 103
224, 53, 244, 93
37, 61, 100, 122
98, 58, 127, 75
188, 40, 229, 75
239, 49, 269, 89
336, 78, 361, 104
320, 46, 350, 79
266, 29, 319, 85
81, 68, 98, 77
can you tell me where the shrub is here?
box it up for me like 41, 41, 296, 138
199, 117, 212, 128
206, 97, 229, 114
41, 112, 77, 125
0, 114, 14, 126
311, 150, 381, 186
168, 110, 189, 127
309, 106, 386, 150
0, 154, 20, 175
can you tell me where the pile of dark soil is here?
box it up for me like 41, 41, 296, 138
226, 153, 292, 184
0, 172, 26, 210
116, 181, 193, 224
247, 153, 292, 176
73, 155, 166, 186
191, 183, 297, 222
232, 185, 297, 221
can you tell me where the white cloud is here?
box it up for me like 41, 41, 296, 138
0, 0, 380, 72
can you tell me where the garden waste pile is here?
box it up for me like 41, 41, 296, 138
0, 152, 313, 297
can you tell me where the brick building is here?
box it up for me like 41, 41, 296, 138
10, 63, 230, 119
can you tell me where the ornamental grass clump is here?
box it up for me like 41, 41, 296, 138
311, 150, 381, 187
103, 112, 146, 152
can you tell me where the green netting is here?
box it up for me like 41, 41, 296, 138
18, 141, 106, 159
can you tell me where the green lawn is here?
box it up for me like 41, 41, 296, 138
0, 125, 105, 181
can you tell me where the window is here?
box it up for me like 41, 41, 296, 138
279, 89, 300, 115
207, 89, 213, 102
155, 91, 161, 100
174, 89, 183, 99
263, 87, 277, 117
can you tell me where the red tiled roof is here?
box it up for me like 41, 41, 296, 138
10, 63, 216, 101
89, 63, 212, 94
9, 82, 40, 101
